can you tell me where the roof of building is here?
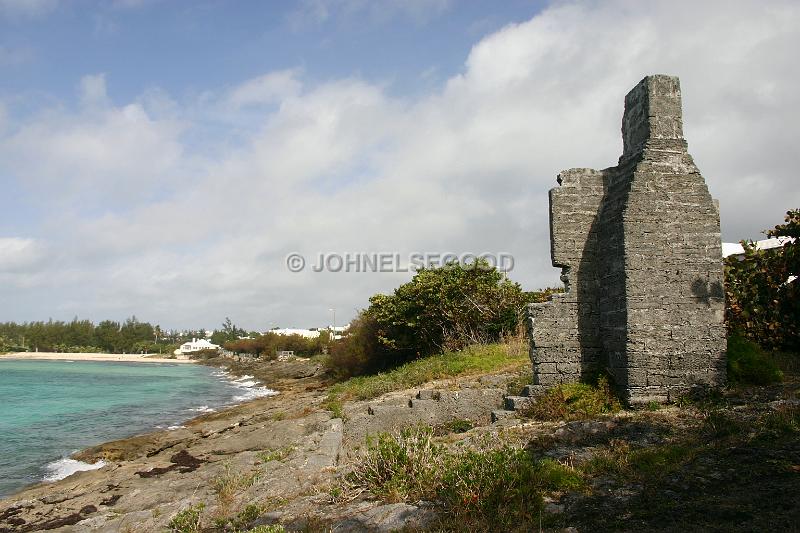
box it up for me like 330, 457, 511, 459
722, 237, 794, 258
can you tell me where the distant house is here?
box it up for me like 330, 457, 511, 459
270, 328, 321, 339
722, 236, 794, 259
267, 325, 349, 340
174, 338, 220, 357
723, 237, 796, 285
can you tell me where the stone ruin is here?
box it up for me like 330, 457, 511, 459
528, 74, 726, 405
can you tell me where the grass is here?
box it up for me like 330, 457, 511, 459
212, 503, 272, 532
323, 343, 528, 413
443, 418, 475, 433
727, 333, 783, 385
212, 463, 262, 506
342, 425, 583, 532
167, 503, 204, 533
521, 376, 621, 421
257, 446, 294, 463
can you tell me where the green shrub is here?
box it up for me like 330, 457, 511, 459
438, 447, 544, 528
168, 503, 204, 533
727, 333, 783, 385
523, 376, 621, 421
725, 209, 799, 350
213, 503, 265, 531
346, 426, 445, 502
443, 419, 474, 433
345, 426, 583, 531
326, 261, 553, 377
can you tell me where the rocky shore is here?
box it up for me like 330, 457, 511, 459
1, 356, 798, 532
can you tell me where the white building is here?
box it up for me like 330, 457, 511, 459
269, 328, 321, 339
722, 236, 794, 259
267, 325, 349, 340
174, 338, 221, 357
723, 237, 796, 284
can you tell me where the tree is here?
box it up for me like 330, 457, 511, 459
211, 317, 246, 345
95, 320, 121, 352
328, 260, 541, 376
725, 208, 799, 350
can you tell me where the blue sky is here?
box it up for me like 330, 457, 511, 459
1, 0, 799, 330
1, 1, 543, 108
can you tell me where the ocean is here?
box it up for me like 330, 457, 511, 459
0, 359, 275, 498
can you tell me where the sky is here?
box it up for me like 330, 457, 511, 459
1, 0, 798, 331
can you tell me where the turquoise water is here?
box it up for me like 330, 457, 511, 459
0, 360, 271, 498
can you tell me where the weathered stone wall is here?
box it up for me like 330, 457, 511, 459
529, 168, 604, 386
529, 75, 726, 404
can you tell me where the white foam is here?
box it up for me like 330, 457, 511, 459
167, 425, 186, 430
233, 375, 254, 381
189, 405, 215, 413
235, 380, 259, 388
43, 458, 106, 482
232, 388, 278, 402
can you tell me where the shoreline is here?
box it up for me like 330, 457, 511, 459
0, 356, 279, 498
0, 351, 195, 364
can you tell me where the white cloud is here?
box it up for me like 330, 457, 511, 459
1, 75, 185, 208
79, 73, 110, 107
0, 238, 45, 272
226, 70, 303, 109
3, 0, 800, 329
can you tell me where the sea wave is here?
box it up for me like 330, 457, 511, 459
188, 405, 216, 413
210, 366, 278, 404
232, 387, 278, 402
43, 458, 105, 482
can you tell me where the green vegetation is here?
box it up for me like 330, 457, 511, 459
0, 316, 163, 353
257, 446, 294, 463
243, 526, 285, 533
343, 426, 583, 531
168, 503, 204, 533
443, 418, 474, 433
323, 343, 528, 412
727, 333, 783, 385
725, 208, 798, 350
582, 439, 696, 481
224, 330, 329, 359
522, 376, 621, 421
326, 260, 558, 377
213, 503, 264, 531
212, 463, 262, 506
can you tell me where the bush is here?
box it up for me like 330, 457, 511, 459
225, 332, 326, 359
168, 503, 204, 533
523, 376, 621, 421
725, 209, 798, 350
344, 426, 583, 531
347, 426, 445, 502
188, 348, 220, 360
727, 333, 783, 385
327, 261, 551, 377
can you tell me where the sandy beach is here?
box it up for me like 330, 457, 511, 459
0, 352, 195, 364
